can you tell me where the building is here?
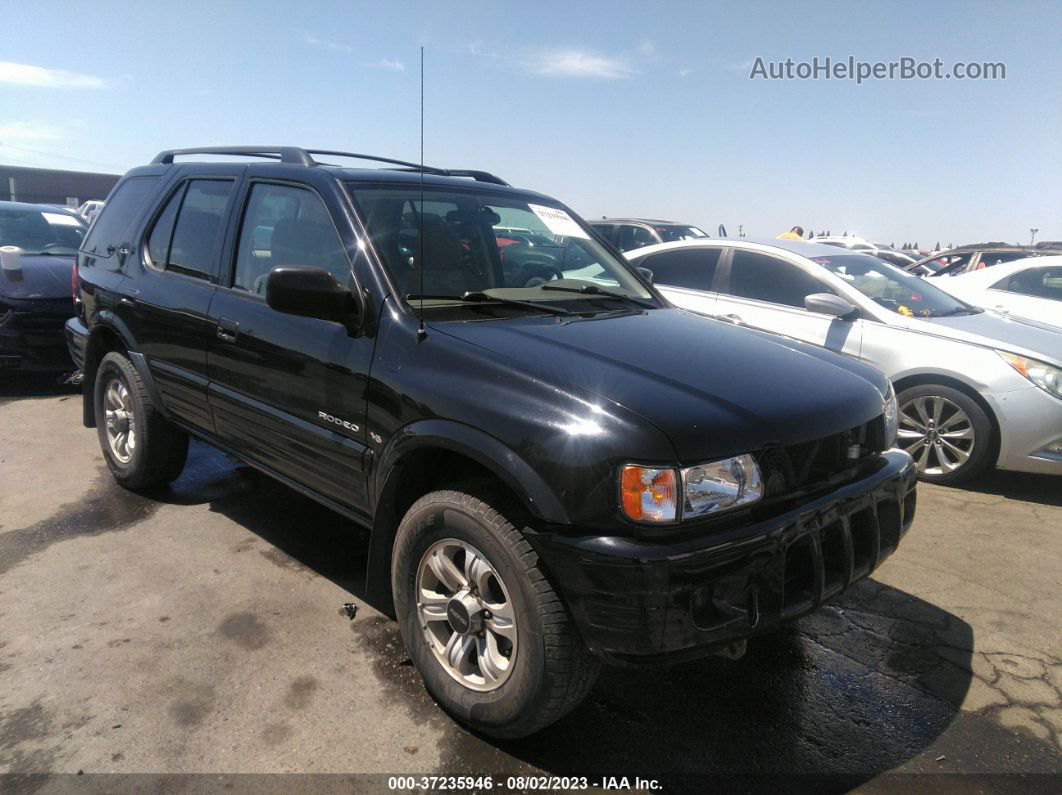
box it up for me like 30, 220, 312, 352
0, 164, 119, 207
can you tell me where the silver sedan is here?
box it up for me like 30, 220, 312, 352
627, 238, 1062, 484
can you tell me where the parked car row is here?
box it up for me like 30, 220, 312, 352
626, 238, 1062, 484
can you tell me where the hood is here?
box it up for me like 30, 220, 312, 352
903, 311, 1062, 368
434, 307, 888, 462
0, 254, 75, 301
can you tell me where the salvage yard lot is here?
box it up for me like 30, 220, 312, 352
1, 379, 1060, 782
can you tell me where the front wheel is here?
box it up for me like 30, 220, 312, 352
895, 384, 995, 485
392, 488, 599, 738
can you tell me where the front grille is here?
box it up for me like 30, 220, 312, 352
756, 416, 886, 498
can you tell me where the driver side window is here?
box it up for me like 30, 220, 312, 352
233, 183, 349, 294
726, 250, 831, 308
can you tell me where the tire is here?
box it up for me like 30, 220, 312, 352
392, 487, 599, 738
94, 351, 189, 489
895, 383, 995, 485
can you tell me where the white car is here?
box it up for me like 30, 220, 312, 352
76, 200, 105, 225
627, 238, 1062, 484
931, 255, 1062, 330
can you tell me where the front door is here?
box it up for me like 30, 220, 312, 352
714, 248, 863, 358
206, 175, 376, 516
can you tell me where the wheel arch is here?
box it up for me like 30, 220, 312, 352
81, 315, 166, 428
892, 371, 1001, 467
364, 420, 570, 617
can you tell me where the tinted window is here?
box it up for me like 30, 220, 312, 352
999, 266, 1062, 302
617, 225, 657, 252
727, 250, 829, 307
590, 223, 613, 242
977, 251, 1028, 269
81, 176, 159, 258
233, 183, 349, 294
145, 185, 184, 269
167, 180, 234, 278
642, 248, 721, 290
653, 225, 708, 243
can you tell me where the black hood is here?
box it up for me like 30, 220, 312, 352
435, 307, 888, 462
0, 254, 75, 301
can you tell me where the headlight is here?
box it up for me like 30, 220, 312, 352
883, 381, 899, 448
998, 352, 1062, 401
681, 454, 762, 518
619, 465, 678, 523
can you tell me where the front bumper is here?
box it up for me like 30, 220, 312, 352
0, 303, 75, 372
990, 385, 1062, 476
530, 450, 917, 664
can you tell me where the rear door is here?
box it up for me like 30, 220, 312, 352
206, 170, 375, 516
714, 248, 863, 357
119, 174, 239, 431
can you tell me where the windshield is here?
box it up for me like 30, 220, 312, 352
0, 207, 85, 255
347, 185, 654, 307
654, 224, 708, 242
809, 254, 974, 318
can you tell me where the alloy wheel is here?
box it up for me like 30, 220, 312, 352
415, 538, 517, 692
896, 394, 975, 475
103, 376, 136, 464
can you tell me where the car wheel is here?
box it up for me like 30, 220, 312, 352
895, 384, 995, 485
94, 351, 189, 489
392, 487, 599, 738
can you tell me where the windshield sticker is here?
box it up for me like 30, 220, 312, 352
528, 204, 589, 239
42, 212, 81, 227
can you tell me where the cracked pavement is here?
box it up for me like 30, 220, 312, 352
1, 379, 1060, 785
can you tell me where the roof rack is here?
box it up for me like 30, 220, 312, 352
150, 146, 510, 186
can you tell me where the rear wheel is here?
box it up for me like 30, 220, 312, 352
895, 383, 994, 485
93, 351, 188, 489
392, 488, 599, 738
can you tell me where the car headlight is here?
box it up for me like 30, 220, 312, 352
998, 351, 1062, 401
682, 454, 762, 519
883, 381, 899, 448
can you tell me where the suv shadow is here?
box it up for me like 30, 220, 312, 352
132, 441, 1008, 781
0, 371, 80, 406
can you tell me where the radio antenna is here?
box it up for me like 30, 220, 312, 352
416, 45, 427, 342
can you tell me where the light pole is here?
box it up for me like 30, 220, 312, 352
1030, 228, 1039, 245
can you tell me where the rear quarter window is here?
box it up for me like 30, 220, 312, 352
81, 176, 160, 263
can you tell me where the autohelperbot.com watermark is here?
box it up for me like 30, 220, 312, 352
749, 56, 1006, 83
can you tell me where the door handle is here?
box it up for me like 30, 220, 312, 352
216, 318, 239, 343
721, 313, 745, 325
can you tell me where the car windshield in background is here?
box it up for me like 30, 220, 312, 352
347, 185, 653, 307
654, 225, 708, 242
810, 254, 974, 318
0, 207, 85, 255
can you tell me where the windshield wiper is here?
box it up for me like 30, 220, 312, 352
406, 292, 572, 316
934, 306, 982, 317
540, 283, 656, 308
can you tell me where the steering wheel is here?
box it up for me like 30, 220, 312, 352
521, 265, 563, 288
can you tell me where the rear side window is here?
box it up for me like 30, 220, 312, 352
641, 248, 721, 290
999, 266, 1062, 302
726, 250, 829, 308
146, 179, 234, 279
590, 223, 613, 242
617, 225, 657, 252
81, 176, 159, 260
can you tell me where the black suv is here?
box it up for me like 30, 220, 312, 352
67, 146, 916, 738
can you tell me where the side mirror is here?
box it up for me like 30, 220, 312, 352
805, 292, 859, 320
637, 267, 654, 284
266, 267, 358, 325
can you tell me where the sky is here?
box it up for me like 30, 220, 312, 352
1, 0, 1060, 247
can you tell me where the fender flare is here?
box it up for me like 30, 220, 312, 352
363, 419, 570, 616
82, 313, 168, 426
